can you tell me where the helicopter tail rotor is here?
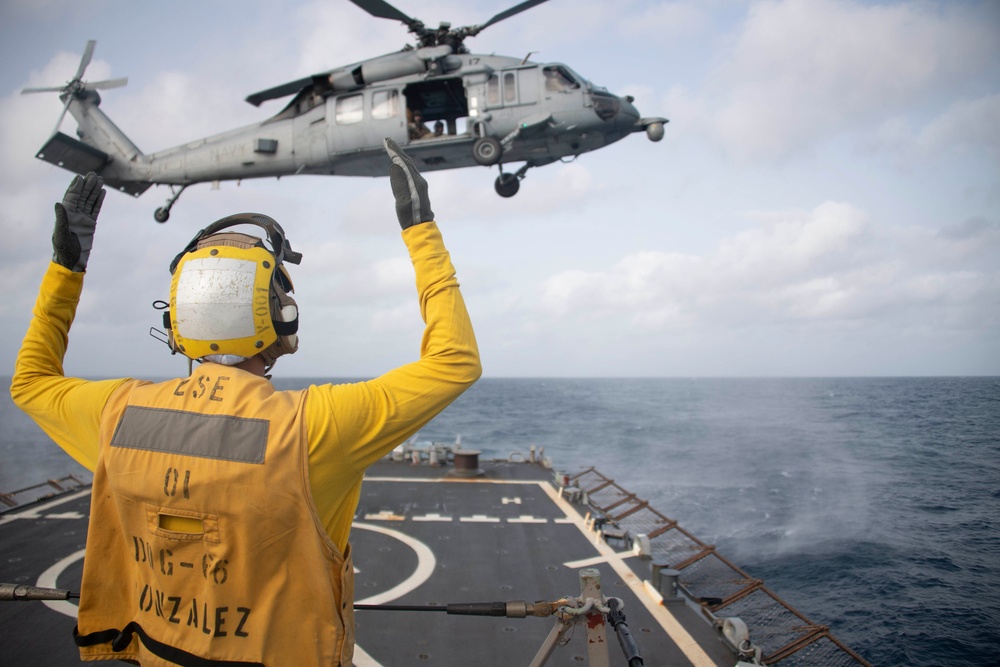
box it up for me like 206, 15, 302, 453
21, 40, 128, 135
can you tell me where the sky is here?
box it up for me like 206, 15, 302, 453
0, 0, 997, 379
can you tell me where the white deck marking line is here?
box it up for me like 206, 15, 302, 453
412, 513, 453, 522
365, 476, 540, 485
459, 514, 500, 523
352, 522, 436, 606
37, 548, 85, 618
563, 551, 636, 569
554, 518, 574, 524
352, 644, 382, 667
363, 510, 405, 521
537, 482, 718, 667
502, 497, 522, 504
0, 489, 91, 526
507, 515, 548, 524
350, 521, 437, 667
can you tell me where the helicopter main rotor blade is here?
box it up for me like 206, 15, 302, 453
347, 0, 420, 29
87, 77, 128, 91
74, 40, 96, 81
478, 0, 551, 31
245, 75, 316, 107
21, 86, 67, 94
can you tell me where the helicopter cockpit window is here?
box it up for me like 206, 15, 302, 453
372, 90, 400, 120
543, 66, 579, 92
336, 94, 364, 125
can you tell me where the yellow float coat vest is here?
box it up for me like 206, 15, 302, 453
74, 371, 354, 666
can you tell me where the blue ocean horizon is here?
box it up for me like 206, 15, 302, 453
2, 375, 998, 666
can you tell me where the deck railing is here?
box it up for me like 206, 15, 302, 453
568, 466, 872, 667
0, 473, 92, 513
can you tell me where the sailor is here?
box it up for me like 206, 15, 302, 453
10, 139, 481, 666
409, 109, 431, 140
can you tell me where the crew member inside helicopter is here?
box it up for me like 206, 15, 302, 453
409, 108, 432, 140
10, 139, 481, 666
544, 65, 579, 92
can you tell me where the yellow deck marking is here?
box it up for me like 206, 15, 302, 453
538, 482, 719, 667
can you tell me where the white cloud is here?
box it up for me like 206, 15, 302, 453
717, 202, 869, 283
617, 1, 710, 42
702, 0, 1000, 160
294, 0, 411, 73
537, 201, 999, 335
916, 94, 1000, 163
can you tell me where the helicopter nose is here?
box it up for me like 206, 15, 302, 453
591, 90, 640, 130
613, 95, 640, 135
619, 96, 640, 123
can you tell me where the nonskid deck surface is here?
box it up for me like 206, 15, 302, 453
352, 459, 735, 666
0, 461, 732, 666
2, 456, 873, 666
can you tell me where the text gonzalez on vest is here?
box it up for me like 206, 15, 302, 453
132, 538, 250, 639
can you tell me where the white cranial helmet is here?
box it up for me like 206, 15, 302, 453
166, 213, 302, 369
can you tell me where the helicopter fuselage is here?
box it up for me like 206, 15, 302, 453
38, 50, 665, 220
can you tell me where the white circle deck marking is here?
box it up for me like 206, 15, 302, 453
36, 522, 436, 667
36, 548, 84, 618
351, 521, 436, 605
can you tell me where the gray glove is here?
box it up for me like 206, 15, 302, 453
385, 138, 433, 230
53, 172, 106, 272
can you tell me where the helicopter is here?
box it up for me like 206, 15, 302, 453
22, 0, 667, 223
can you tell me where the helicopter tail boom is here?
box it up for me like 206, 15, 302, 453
35, 131, 151, 197
35, 90, 152, 197
26, 41, 151, 196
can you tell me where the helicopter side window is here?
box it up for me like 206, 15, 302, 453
372, 90, 400, 120
336, 94, 364, 125
543, 66, 578, 93
503, 72, 517, 104
487, 75, 500, 106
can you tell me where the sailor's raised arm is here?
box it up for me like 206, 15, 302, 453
11, 173, 128, 471
304, 139, 481, 476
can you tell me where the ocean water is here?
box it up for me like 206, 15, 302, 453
2, 376, 998, 666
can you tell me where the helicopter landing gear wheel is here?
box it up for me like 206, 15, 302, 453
154, 184, 188, 224
472, 137, 502, 166
495, 172, 520, 198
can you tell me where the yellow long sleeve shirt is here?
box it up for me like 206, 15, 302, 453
11, 221, 481, 554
